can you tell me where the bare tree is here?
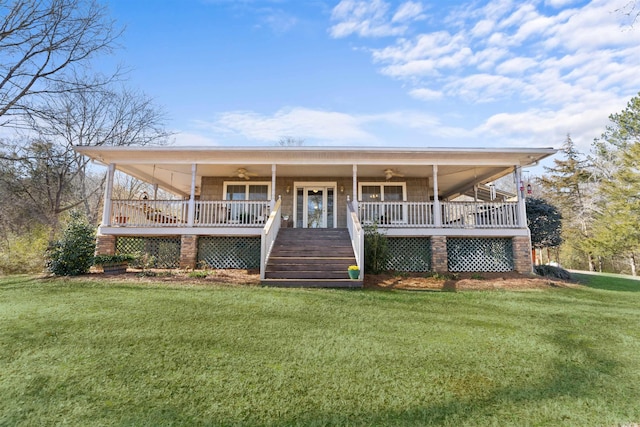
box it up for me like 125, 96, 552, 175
277, 136, 305, 147
0, 0, 121, 121
10, 82, 171, 225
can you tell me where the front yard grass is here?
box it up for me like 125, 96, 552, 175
1, 274, 639, 426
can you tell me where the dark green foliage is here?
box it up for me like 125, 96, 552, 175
526, 197, 562, 248
46, 212, 96, 276
534, 265, 572, 280
93, 253, 138, 265
364, 224, 389, 274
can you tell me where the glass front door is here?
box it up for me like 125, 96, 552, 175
307, 189, 324, 228
295, 184, 336, 228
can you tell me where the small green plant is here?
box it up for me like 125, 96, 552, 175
188, 270, 209, 278
471, 273, 486, 280
46, 212, 96, 276
136, 270, 157, 277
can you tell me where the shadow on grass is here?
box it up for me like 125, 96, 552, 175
572, 272, 640, 292
107, 327, 627, 426
267, 329, 625, 426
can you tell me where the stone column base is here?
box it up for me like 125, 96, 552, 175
431, 236, 448, 273
513, 235, 533, 274
180, 235, 198, 269
95, 234, 116, 256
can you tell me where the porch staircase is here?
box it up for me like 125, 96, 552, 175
262, 228, 363, 288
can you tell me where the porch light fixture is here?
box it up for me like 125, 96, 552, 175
286, 186, 290, 194
340, 185, 344, 193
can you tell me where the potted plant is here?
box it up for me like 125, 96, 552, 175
348, 265, 360, 280
93, 253, 138, 275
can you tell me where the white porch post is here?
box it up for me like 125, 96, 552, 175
187, 163, 197, 227
352, 164, 358, 211
433, 165, 442, 227
101, 163, 115, 226
271, 164, 276, 210
515, 166, 526, 227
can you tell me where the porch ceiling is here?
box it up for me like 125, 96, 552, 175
78, 146, 556, 198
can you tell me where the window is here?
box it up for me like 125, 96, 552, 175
223, 182, 271, 224
359, 182, 407, 224
359, 183, 406, 202
224, 182, 270, 201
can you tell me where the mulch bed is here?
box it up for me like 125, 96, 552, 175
69, 268, 578, 291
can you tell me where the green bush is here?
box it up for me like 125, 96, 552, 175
364, 224, 389, 274
46, 212, 96, 276
534, 264, 572, 280
93, 253, 138, 265
0, 226, 50, 275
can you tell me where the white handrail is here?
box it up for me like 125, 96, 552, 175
260, 197, 282, 280
111, 199, 187, 227
346, 199, 364, 279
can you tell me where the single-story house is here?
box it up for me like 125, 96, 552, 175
76, 146, 556, 287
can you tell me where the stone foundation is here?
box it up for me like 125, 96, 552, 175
431, 236, 448, 273
180, 235, 198, 269
95, 234, 116, 256
512, 235, 533, 274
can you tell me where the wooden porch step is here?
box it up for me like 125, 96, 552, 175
262, 228, 361, 288
261, 278, 363, 288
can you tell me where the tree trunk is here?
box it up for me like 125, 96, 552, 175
588, 254, 595, 272
630, 253, 637, 276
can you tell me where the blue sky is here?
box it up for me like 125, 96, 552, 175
104, 0, 640, 153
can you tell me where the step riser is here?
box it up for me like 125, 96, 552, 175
262, 280, 363, 288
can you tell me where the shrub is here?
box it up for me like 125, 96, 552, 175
93, 253, 138, 265
364, 224, 389, 274
534, 264, 572, 280
0, 226, 50, 274
46, 212, 96, 276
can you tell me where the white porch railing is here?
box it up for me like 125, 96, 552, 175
260, 197, 282, 280
109, 200, 271, 227
111, 199, 188, 227
441, 201, 519, 228
347, 199, 364, 279
359, 201, 435, 227
359, 201, 520, 228
195, 200, 270, 226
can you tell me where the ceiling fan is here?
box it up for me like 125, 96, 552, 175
231, 167, 259, 180
384, 168, 404, 180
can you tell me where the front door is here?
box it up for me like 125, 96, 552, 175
294, 183, 336, 228
306, 189, 325, 228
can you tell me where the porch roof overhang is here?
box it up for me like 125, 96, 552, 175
76, 146, 556, 199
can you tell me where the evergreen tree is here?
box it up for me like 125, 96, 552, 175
588, 93, 640, 275
538, 135, 596, 270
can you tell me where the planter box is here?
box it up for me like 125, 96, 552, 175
348, 269, 360, 280
102, 262, 128, 275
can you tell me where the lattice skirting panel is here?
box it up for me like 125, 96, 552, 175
198, 237, 260, 269
116, 236, 181, 269
386, 237, 431, 272
447, 238, 514, 272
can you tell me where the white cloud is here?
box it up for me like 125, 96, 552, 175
409, 88, 443, 100
199, 108, 376, 143
476, 94, 629, 150
192, 107, 467, 145
392, 1, 425, 23
329, 0, 425, 38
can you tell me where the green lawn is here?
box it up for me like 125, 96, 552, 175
1, 275, 639, 426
